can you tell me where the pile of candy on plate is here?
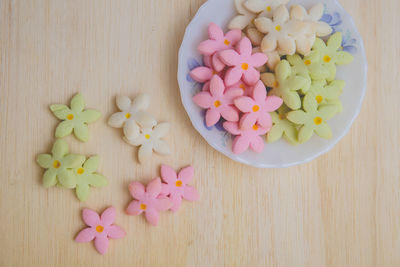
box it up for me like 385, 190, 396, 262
190, 0, 354, 154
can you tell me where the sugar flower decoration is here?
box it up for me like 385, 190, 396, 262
261, 60, 307, 110
189, 55, 221, 87
286, 54, 312, 93
197, 23, 241, 72
124, 122, 170, 163
229, 0, 257, 30
193, 75, 243, 127
108, 94, 156, 139
226, 80, 253, 97
224, 121, 268, 154
303, 32, 354, 81
267, 105, 298, 145
75, 207, 126, 255
234, 80, 283, 129
219, 37, 268, 86
254, 5, 306, 55
36, 139, 85, 188
290, 3, 332, 37
287, 96, 337, 143
50, 93, 101, 142
126, 178, 172, 226
303, 80, 344, 108
159, 165, 200, 212
244, 0, 289, 18
72, 156, 108, 202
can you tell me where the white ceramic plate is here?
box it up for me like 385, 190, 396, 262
177, 0, 367, 168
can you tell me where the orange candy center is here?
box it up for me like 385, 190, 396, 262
145, 134, 150, 139
266, 6, 271, 11
140, 204, 147, 210
304, 59, 311, 65
241, 63, 249, 70
314, 117, 323, 125
77, 168, 84, 174
252, 105, 260, 112
323, 55, 331, 63
252, 125, 259, 131
125, 113, 131, 119
96, 225, 104, 233
224, 39, 230, 46
275, 25, 281, 31
53, 160, 61, 168
175, 180, 183, 187
67, 114, 74, 120
315, 95, 323, 104
214, 100, 221, 107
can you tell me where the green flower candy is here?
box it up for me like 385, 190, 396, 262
36, 139, 85, 188
303, 32, 354, 81
286, 54, 312, 94
303, 79, 345, 107
261, 60, 307, 110
72, 156, 107, 202
287, 96, 337, 144
50, 93, 101, 142
267, 105, 299, 145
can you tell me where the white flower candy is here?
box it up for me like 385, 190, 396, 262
108, 94, 156, 139
244, 0, 289, 19
229, 0, 257, 30
254, 5, 307, 55
124, 122, 171, 163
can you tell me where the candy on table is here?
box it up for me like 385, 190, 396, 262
36, 139, 85, 188
124, 122, 171, 163
159, 165, 200, 212
75, 207, 126, 255
126, 178, 172, 226
50, 93, 101, 142
108, 94, 156, 140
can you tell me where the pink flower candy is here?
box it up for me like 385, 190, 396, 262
75, 207, 126, 255
193, 75, 243, 127
234, 80, 283, 129
126, 178, 172, 226
226, 80, 253, 96
223, 121, 268, 154
197, 23, 241, 71
189, 55, 220, 87
219, 37, 268, 86
159, 165, 200, 212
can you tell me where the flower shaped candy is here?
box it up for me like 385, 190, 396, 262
108, 94, 157, 139
50, 93, 101, 142
224, 121, 268, 154
261, 60, 307, 110
193, 75, 243, 127
36, 139, 85, 188
267, 104, 298, 145
226, 80, 253, 96
219, 37, 268, 86
244, 0, 289, 18
189, 55, 223, 92
303, 32, 354, 81
126, 178, 172, 226
229, 0, 257, 30
286, 54, 312, 94
124, 122, 171, 163
289, 3, 332, 55
75, 207, 126, 255
290, 3, 332, 37
197, 23, 241, 72
287, 96, 337, 143
72, 156, 108, 202
303, 80, 344, 108
234, 80, 283, 129
254, 5, 306, 55
159, 165, 200, 212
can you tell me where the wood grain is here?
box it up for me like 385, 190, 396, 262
0, 0, 398, 266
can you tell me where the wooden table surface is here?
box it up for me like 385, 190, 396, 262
0, 0, 399, 266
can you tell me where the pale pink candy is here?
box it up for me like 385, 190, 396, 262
75, 207, 126, 255
219, 37, 268, 86
223, 121, 268, 154
226, 80, 253, 96
193, 75, 243, 127
189, 55, 221, 84
234, 80, 283, 129
126, 178, 172, 226
197, 23, 242, 72
159, 165, 199, 212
